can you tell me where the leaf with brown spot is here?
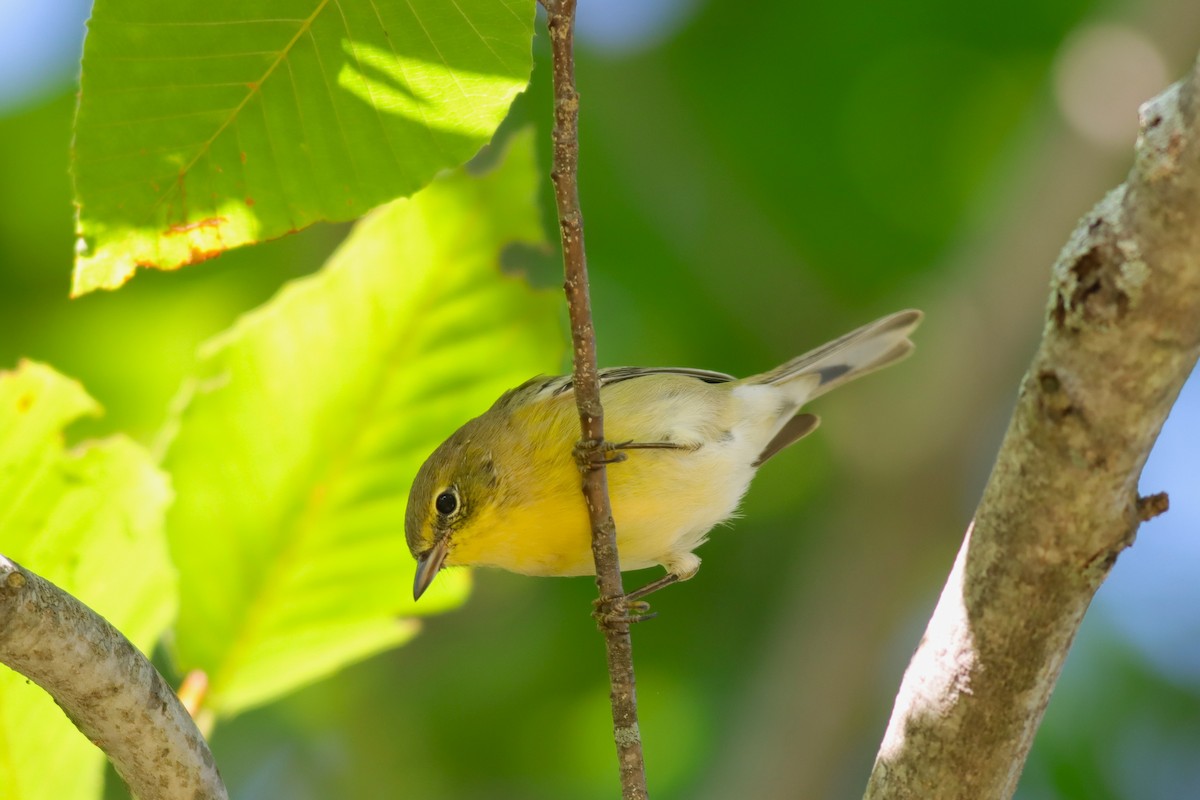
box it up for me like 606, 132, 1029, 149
72, 0, 536, 295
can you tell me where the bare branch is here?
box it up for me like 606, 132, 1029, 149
0, 556, 227, 800
540, 0, 650, 796
866, 54, 1200, 800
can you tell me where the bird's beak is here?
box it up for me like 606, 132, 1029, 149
413, 538, 450, 601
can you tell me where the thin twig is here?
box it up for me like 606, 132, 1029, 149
865, 53, 1200, 799
540, 1, 650, 797
0, 556, 227, 800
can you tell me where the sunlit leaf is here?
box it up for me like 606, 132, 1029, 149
0, 361, 176, 800
162, 130, 563, 716
72, 0, 536, 295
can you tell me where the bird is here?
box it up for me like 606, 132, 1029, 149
406, 309, 921, 601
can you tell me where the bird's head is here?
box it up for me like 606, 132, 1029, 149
405, 422, 498, 600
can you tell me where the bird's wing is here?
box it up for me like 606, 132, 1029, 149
549, 366, 737, 398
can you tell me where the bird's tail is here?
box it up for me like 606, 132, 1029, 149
744, 309, 922, 403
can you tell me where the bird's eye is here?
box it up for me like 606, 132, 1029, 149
435, 490, 458, 516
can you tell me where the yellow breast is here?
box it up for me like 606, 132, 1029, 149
446, 375, 756, 577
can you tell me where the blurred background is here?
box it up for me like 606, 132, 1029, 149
2, 0, 1199, 797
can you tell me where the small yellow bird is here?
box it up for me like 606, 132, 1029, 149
407, 309, 921, 600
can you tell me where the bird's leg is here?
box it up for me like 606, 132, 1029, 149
623, 573, 679, 603
574, 439, 694, 471
624, 555, 697, 605
611, 440, 698, 453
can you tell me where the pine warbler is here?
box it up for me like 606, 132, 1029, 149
407, 309, 921, 600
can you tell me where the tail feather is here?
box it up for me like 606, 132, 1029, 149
746, 309, 922, 403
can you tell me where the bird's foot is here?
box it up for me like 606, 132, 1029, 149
592, 595, 657, 626
590, 573, 683, 626
574, 439, 696, 473
573, 439, 627, 471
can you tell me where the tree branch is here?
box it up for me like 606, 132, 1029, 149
865, 53, 1200, 799
540, 1, 649, 797
0, 556, 227, 800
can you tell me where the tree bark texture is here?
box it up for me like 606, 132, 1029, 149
865, 55, 1200, 799
540, 1, 650, 797
0, 556, 227, 800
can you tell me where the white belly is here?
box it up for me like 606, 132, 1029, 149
606, 382, 788, 576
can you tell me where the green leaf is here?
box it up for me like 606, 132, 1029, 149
0, 361, 176, 800
71, 0, 536, 296
162, 129, 563, 717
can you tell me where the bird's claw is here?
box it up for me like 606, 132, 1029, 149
592, 595, 657, 627
573, 439, 628, 471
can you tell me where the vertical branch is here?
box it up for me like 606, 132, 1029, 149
540, 1, 650, 797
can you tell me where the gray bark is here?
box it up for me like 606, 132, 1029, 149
0, 556, 227, 800
865, 55, 1200, 800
